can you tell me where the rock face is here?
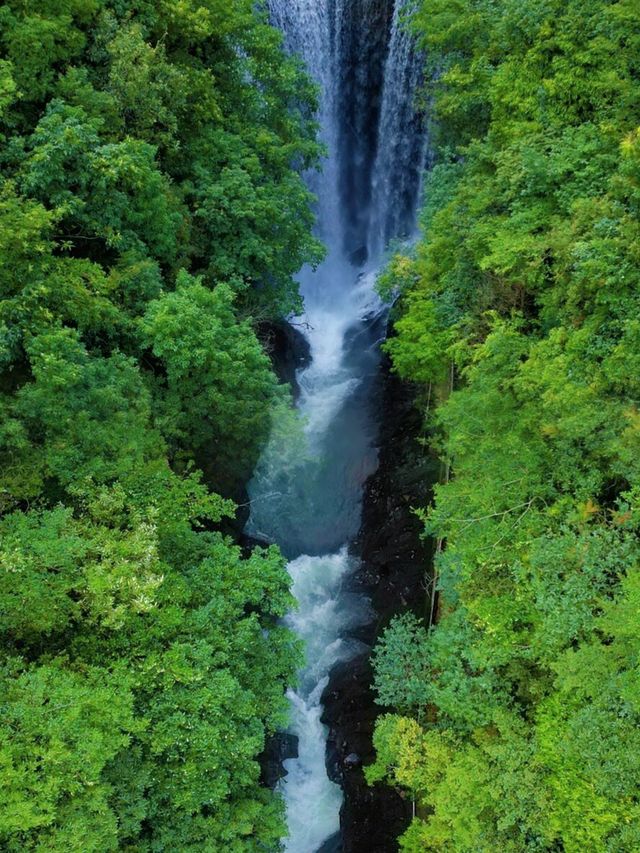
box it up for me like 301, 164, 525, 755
261, 319, 312, 401
322, 349, 439, 852
260, 732, 299, 790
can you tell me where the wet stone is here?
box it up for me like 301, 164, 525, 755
344, 753, 362, 770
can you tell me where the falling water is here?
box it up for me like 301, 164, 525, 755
367, 0, 430, 259
246, 2, 427, 849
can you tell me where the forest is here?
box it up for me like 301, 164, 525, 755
0, 1, 321, 849
1, 0, 640, 852
370, 0, 640, 851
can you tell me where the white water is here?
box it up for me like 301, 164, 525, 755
246, 2, 427, 850
281, 548, 371, 849
368, 0, 430, 259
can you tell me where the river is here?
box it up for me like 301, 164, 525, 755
246, 2, 427, 849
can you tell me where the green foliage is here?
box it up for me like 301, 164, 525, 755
0, 659, 137, 853
0, 465, 300, 850
0, 1, 319, 848
371, 0, 640, 849
371, 614, 432, 713
141, 270, 283, 486
3, 328, 161, 503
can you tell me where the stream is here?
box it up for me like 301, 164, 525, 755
245, 2, 427, 849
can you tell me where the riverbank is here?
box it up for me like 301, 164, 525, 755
322, 342, 439, 852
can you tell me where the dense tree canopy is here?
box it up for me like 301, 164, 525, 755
370, 1, 640, 850
0, 0, 319, 848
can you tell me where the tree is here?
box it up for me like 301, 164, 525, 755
0, 0, 319, 847
369, 0, 640, 848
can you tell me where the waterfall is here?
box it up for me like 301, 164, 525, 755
367, 0, 429, 259
246, 2, 428, 849
266, 0, 343, 256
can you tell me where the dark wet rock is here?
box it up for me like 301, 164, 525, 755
259, 732, 298, 789
259, 319, 312, 400
239, 531, 274, 557
323, 346, 439, 853
322, 654, 407, 853
344, 753, 362, 770
318, 833, 343, 853
349, 245, 369, 267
